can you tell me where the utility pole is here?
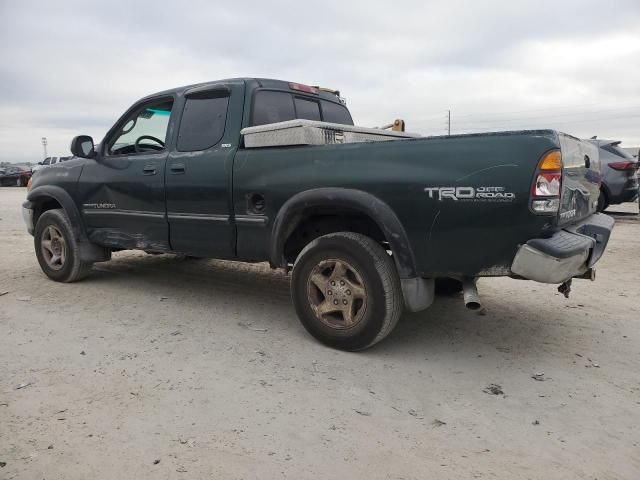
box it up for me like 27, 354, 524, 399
41, 137, 48, 158
447, 110, 451, 136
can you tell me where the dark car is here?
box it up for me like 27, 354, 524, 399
588, 139, 639, 211
0, 165, 32, 186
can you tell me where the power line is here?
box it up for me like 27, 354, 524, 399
436, 102, 640, 119
409, 104, 640, 125
454, 113, 640, 131
452, 107, 640, 123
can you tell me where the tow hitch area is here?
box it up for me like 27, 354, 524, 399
558, 279, 572, 298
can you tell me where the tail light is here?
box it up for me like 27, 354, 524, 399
531, 150, 562, 214
608, 161, 638, 171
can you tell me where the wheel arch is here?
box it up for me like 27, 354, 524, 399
269, 188, 417, 279
26, 185, 87, 242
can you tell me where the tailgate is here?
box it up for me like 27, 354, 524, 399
557, 134, 600, 225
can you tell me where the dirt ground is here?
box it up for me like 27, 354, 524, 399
0, 187, 639, 480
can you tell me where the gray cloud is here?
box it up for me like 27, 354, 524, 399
1, 0, 639, 163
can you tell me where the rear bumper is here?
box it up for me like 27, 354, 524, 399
608, 175, 639, 204
511, 213, 614, 284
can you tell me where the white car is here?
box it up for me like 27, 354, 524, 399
32, 156, 72, 174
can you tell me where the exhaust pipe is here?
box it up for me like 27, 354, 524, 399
462, 277, 481, 310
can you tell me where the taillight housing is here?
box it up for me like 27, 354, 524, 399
531, 150, 562, 214
608, 161, 638, 171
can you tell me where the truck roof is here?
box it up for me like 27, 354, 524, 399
142, 78, 346, 105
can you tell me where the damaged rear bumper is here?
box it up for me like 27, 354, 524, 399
511, 213, 614, 284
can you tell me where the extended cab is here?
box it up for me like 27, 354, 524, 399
23, 78, 614, 350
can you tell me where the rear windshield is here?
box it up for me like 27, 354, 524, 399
602, 144, 634, 159
294, 97, 321, 121
252, 90, 353, 126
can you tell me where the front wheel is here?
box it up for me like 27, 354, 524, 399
291, 232, 403, 351
34, 209, 93, 282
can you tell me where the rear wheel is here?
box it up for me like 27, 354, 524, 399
34, 209, 93, 282
291, 232, 403, 351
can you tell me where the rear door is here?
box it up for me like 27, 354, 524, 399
165, 80, 245, 257
558, 134, 600, 225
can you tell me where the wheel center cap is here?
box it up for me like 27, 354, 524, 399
328, 281, 351, 302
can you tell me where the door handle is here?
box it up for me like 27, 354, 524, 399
143, 164, 157, 175
170, 163, 186, 174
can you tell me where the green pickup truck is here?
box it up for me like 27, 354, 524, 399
23, 78, 614, 350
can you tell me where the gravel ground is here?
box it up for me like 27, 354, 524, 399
1, 187, 639, 479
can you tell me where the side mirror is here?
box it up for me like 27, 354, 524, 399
38, 161, 43, 165
70, 135, 96, 158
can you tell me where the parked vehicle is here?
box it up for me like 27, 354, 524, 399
23, 78, 614, 350
1, 165, 32, 186
32, 156, 72, 174
588, 138, 639, 211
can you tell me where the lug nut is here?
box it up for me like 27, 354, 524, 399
333, 300, 338, 305
340, 281, 345, 286
327, 290, 332, 295
331, 281, 336, 286
346, 290, 351, 295
342, 299, 348, 305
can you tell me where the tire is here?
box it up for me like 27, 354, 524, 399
34, 209, 93, 282
291, 232, 403, 351
597, 189, 609, 212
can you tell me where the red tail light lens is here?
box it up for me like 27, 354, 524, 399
608, 161, 638, 171
534, 172, 562, 196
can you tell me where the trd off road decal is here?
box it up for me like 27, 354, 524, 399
424, 186, 515, 202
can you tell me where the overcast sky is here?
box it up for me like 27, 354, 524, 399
1, 0, 639, 164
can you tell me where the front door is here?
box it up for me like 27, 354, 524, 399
165, 81, 245, 257
76, 96, 175, 250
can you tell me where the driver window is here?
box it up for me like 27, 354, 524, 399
108, 98, 174, 155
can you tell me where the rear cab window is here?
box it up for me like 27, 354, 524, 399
251, 89, 353, 126
321, 100, 353, 124
294, 97, 321, 121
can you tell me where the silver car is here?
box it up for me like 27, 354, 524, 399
588, 139, 639, 211
31, 156, 72, 174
